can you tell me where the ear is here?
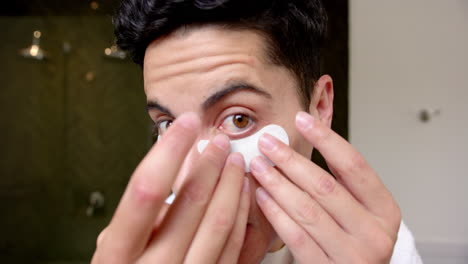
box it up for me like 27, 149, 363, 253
308, 74, 334, 128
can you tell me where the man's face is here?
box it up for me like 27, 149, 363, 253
144, 26, 315, 263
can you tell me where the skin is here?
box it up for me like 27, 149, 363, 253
92, 26, 401, 263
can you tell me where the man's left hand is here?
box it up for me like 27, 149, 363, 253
250, 111, 401, 263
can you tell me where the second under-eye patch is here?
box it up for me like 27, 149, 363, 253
165, 124, 290, 204
197, 124, 289, 172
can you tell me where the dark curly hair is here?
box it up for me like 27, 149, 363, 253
113, 0, 328, 107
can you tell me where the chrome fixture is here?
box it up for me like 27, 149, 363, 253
86, 191, 105, 217
419, 108, 441, 123
19, 30, 48, 61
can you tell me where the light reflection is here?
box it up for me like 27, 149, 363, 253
19, 30, 48, 61
103, 44, 127, 60
90, 1, 99, 11
30, 45, 39, 56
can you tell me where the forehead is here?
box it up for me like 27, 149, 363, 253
144, 25, 270, 67
144, 26, 268, 83
143, 26, 299, 114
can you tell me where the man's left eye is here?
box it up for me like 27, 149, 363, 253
220, 114, 254, 134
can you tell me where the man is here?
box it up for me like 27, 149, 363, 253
92, 0, 422, 263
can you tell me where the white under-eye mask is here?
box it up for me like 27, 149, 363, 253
165, 124, 289, 204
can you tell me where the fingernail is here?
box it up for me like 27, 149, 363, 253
212, 133, 230, 151
229, 152, 245, 168
256, 187, 270, 202
178, 112, 200, 130
250, 156, 269, 174
296, 111, 314, 130
259, 133, 278, 152
243, 177, 250, 193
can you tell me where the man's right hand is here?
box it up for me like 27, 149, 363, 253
91, 112, 250, 264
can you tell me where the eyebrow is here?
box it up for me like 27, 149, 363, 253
146, 100, 174, 117
202, 81, 272, 110
146, 81, 272, 117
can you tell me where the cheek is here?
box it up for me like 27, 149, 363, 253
290, 131, 314, 159
268, 109, 312, 159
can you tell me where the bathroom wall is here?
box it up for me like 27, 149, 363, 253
0, 15, 151, 263
350, 0, 468, 263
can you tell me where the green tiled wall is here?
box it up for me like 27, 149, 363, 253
0, 16, 151, 263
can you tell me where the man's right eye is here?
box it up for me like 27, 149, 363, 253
155, 120, 173, 137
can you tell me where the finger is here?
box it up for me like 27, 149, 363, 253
251, 157, 356, 262
92, 112, 200, 263
256, 134, 382, 238
255, 187, 330, 263
154, 203, 170, 229
146, 203, 171, 244
96, 228, 107, 248
217, 177, 250, 264
295, 111, 399, 221
139, 133, 231, 263
184, 153, 246, 263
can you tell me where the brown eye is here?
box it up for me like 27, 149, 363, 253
220, 113, 254, 134
233, 114, 249, 128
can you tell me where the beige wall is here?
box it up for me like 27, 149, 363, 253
350, 0, 468, 262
